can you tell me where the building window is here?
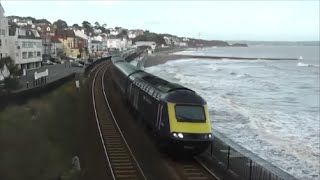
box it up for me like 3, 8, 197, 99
0, 39, 2, 46
28, 52, 33, 58
37, 52, 41, 57
22, 52, 27, 59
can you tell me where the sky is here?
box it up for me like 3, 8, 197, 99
1, 0, 319, 41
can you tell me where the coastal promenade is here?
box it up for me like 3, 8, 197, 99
15, 62, 83, 92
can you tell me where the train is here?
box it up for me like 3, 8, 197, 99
110, 55, 213, 154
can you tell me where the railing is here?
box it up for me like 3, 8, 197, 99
207, 131, 298, 180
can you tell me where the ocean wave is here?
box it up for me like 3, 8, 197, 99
297, 62, 319, 67
236, 73, 251, 78
208, 64, 222, 71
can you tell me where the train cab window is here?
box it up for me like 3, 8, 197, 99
175, 105, 206, 122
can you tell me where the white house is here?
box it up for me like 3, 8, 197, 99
110, 29, 120, 36
0, 3, 10, 81
90, 40, 103, 53
128, 29, 144, 39
182, 37, 190, 41
177, 42, 188, 47
50, 37, 63, 57
8, 25, 42, 70
135, 41, 156, 50
107, 35, 132, 50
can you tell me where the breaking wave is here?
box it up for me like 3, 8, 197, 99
297, 62, 319, 67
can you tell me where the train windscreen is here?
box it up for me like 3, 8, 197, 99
175, 105, 206, 122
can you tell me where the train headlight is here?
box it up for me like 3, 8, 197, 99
209, 134, 212, 138
173, 133, 177, 137
178, 133, 184, 138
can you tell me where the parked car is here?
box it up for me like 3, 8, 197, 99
43, 60, 55, 65
50, 57, 62, 64
88, 58, 94, 63
71, 62, 84, 67
78, 60, 85, 66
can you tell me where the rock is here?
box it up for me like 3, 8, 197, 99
231, 43, 248, 47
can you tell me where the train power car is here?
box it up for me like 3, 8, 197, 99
110, 56, 213, 154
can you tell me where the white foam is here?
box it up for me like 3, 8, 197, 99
145, 58, 320, 180
297, 62, 320, 67
297, 62, 309, 67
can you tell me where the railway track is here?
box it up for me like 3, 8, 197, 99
90, 61, 227, 180
91, 62, 146, 180
167, 156, 220, 180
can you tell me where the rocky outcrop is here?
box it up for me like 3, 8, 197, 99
231, 43, 248, 47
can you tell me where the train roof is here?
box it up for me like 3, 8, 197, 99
131, 71, 194, 93
113, 60, 140, 77
142, 74, 193, 93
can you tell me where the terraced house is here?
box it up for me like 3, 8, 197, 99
8, 24, 43, 70
0, 3, 9, 81
55, 29, 80, 58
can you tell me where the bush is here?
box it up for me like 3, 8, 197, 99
0, 82, 82, 180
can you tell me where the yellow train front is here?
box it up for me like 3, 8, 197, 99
156, 88, 213, 154
111, 57, 213, 154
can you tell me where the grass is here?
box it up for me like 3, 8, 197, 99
0, 81, 82, 180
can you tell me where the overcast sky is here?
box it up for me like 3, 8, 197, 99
1, 0, 319, 41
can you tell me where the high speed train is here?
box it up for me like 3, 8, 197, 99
110, 55, 213, 154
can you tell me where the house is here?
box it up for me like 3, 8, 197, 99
50, 36, 63, 57
36, 24, 55, 36
107, 35, 132, 50
12, 18, 33, 27
8, 25, 43, 70
0, 3, 10, 81
135, 41, 156, 50
110, 27, 127, 36
90, 40, 103, 53
177, 42, 188, 47
182, 37, 190, 41
128, 29, 144, 39
55, 29, 80, 58
74, 29, 88, 59
164, 36, 172, 45
36, 25, 55, 58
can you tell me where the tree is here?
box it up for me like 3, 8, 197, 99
53, 19, 68, 30
102, 23, 107, 28
117, 29, 128, 38
132, 32, 166, 45
94, 22, 100, 29
0, 57, 21, 94
72, 24, 81, 30
82, 21, 93, 35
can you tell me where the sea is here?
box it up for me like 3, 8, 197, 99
145, 45, 320, 180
